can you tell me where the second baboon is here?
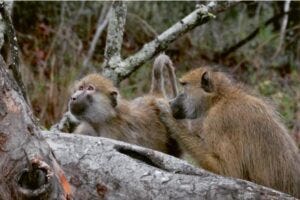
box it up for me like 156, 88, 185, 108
156, 67, 300, 198
69, 54, 181, 157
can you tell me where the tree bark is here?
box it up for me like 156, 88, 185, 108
0, 56, 72, 199
0, 2, 27, 101
42, 131, 294, 200
102, 1, 127, 85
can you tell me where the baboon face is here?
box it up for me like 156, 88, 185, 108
170, 68, 215, 119
169, 93, 187, 119
69, 74, 118, 125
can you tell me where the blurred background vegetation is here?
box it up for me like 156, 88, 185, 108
10, 1, 300, 145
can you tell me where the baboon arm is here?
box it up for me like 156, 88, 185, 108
74, 122, 98, 137
157, 104, 223, 173
171, 126, 223, 174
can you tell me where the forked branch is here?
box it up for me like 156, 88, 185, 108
102, 1, 238, 85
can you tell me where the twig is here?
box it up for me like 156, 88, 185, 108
103, 1, 237, 85
82, 4, 111, 72
0, 2, 27, 101
272, 0, 291, 59
69, 1, 86, 27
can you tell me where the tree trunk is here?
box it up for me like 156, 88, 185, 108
0, 56, 72, 199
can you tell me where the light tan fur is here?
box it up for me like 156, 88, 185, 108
69, 54, 181, 157
157, 67, 300, 198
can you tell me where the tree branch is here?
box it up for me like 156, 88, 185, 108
102, 1, 127, 84
42, 131, 295, 199
103, 1, 238, 85
82, 3, 111, 73
272, 0, 291, 59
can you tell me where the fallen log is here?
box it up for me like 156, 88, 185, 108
43, 131, 294, 200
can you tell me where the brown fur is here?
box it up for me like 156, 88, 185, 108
69, 54, 181, 157
157, 67, 300, 198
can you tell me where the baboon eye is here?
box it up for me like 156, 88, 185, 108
87, 85, 94, 91
79, 85, 84, 90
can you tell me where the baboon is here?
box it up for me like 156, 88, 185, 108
69, 54, 181, 157
156, 67, 300, 198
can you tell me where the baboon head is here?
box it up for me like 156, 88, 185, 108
170, 67, 231, 119
69, 74, 118, 125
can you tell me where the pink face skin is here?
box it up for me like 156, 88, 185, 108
71, 83, 96, 102
69, 83, 96, 117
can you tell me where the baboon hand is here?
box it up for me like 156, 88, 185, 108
155, 99, 171, 114
155, 99, 187, 139
155, 99, 176, 126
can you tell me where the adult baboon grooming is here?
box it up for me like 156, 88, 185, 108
69, 54, 181, 157
156, 67, 300, 198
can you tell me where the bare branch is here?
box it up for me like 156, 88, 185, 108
102, 1, 127, 84
69, 1, 86, 27
272, 0, 291, 59
0, 2, 27, 101
82, 4, 111, 72
103, 2, 238, 85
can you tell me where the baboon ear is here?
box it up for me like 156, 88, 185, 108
110, 91, 118, 107
201, 71, 213, 93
